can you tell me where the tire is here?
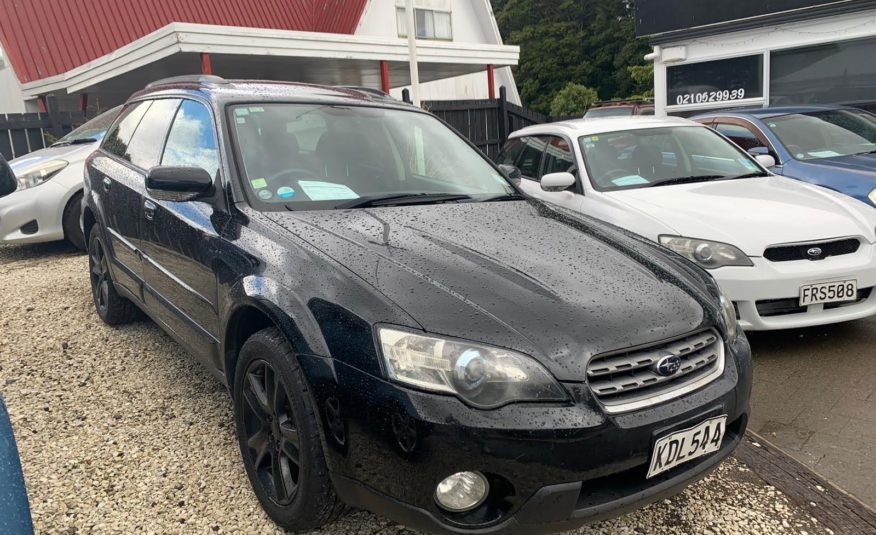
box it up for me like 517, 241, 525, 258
62, 191, 86, 251
233, 327, 345, 531
87, 225, 141, 325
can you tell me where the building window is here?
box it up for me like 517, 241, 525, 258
397, 8, 452, 40
666, 55, 763, 108
770, 37, 876, 108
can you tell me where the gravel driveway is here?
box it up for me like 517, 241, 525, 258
0, 243, 829, 534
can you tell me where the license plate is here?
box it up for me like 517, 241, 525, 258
799, 279, 857, 306
647, 416, 726, 479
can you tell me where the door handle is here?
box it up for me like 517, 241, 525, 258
144, 199, 156, 221
102, 177, 111, 192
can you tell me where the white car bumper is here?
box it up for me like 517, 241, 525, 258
714, 245, 876, 330
0, 181, 69, 245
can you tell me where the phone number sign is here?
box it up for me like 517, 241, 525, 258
667, 55, 763, 107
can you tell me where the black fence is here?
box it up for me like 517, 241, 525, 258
0, 96, 90, 160
424, 86, 574, 160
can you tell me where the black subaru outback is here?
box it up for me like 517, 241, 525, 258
82, 75, 751, 534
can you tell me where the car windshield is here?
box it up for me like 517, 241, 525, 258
52, 106, 121, 146
764, 109, 876, 160
585, 107, 634, 118
580, 125, 766, 191
230, 104, 516, 210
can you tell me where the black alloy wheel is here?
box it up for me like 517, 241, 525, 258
241, 359, 301, 505
89, 234, 110, 316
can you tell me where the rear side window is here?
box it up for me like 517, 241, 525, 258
102, 102, 150, 161
162, 100, 220, 178
497, 138, 525, 167
126, 99, 181, 169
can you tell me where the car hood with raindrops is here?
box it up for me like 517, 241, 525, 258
259, 199, 720, 381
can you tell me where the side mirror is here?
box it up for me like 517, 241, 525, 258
0, 155, 16, 199
754, 154, 776, 169
146, 166, 213, 201
540, 172, 576, 192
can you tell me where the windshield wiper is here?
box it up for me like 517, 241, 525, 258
335, 193, 473, 209
476, 192, 526, 202
646, 175, 724, 187
51, 137, 97, 147
724, 172, 769, 179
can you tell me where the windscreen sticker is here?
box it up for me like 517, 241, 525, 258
234, 108, 249, 117
768, 123, 777, 128
299, 181, 359, 201
249, 107, 265, 113
257, 189, 273, 200
277, 186, 296, 199
611, 175, 649, 186
807, 150, 841, 158
236, 117, 246, 124
250, 178, 268, 189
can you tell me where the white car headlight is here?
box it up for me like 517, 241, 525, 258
659, 236, 753, 269
15, 159, 68, 190
869, 187, 876, 206
719, 292, 739, 340
377, 327, 568, 409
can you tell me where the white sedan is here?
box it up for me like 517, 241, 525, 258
0, 107, 119, 249
499, 116, 876, 331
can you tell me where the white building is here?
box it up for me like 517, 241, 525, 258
0, 0, 519, 114
636, 0, 876, 116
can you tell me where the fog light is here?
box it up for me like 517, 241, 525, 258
434, 471, 489, 512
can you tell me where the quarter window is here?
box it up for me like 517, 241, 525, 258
125, 99, 181, 169
162, 100, 220, 178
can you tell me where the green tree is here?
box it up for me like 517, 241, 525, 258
627, 63, 654, 97
492, 0, 651, 114
550, 83, 599, 116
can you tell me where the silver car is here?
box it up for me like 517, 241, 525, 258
0, 107, 120, 249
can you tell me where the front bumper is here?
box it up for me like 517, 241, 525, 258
0, 181, 69, 245
713, 249, 876, 330
298, 335, 752, 534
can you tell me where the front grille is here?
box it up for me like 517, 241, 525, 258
586, 330, 724, 413
757, 287, 873, 317
764, 238, 859, 262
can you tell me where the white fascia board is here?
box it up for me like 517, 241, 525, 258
21, 22, 519, 96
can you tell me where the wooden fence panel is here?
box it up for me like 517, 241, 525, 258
0, 96, 90, 160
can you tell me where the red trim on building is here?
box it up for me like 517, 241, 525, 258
0, 0, 368, 83
380, 60, 390, 93
79, 93, 88, 112
487, 65, 496, 99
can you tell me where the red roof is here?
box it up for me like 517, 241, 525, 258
0, 0, 368, 83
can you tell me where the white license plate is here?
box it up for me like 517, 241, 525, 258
799, 279, 857, 306
647, 416, 726, 479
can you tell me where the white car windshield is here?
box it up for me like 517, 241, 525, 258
579, 126, 767, 191
231, 104, 516, 210
764, 109, 876, 160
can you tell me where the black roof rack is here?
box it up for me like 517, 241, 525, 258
336, 86, 396, 100
145, 74, 229, 89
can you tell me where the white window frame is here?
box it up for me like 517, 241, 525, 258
396, 7, 453, 41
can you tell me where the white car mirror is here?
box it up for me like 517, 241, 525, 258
754, 154, 776, 168
540, 172, 576, 192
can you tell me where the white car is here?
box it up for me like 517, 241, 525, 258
0, 107, 119, 249
499, 116, 876, 331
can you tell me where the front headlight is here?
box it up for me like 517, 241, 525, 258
659, 235, 753, 269
15, 159, 68, 190
377, 327, 568, 409
868, 187, 876, 206
719, 292, 739, 340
